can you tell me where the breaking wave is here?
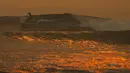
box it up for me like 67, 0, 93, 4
75, 15, 130, 31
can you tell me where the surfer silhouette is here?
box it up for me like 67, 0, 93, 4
25, 12, 32, 23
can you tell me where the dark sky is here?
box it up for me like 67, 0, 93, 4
0, 0, 130, 20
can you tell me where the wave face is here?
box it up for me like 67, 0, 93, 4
20, 13, 130, 31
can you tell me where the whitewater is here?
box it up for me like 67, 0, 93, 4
75, 15, 130, 31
